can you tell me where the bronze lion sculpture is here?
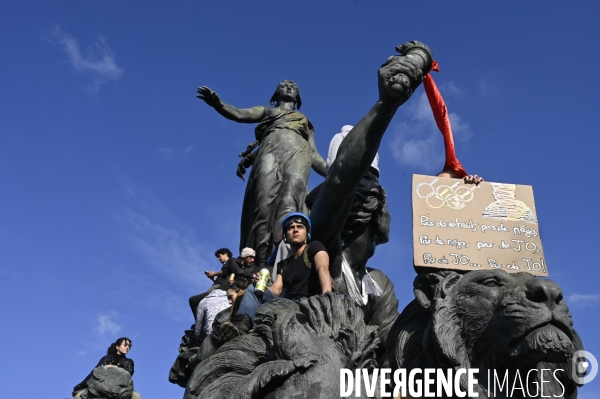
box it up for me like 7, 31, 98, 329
184, 292, 381, 399
382, 269, 584, 399
80, 366, 134, 399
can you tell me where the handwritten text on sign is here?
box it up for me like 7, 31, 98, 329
412, 174, 547, 276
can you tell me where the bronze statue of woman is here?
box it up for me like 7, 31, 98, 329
197, 81, 326, 266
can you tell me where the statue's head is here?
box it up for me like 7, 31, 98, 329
342, 177, 390, 252
270, 80, 302, 109
385, 269, 584, 397
86, 366, 133, 399
417, 269, 579, 366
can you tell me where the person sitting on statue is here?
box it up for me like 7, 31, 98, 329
219, 212, 332, 341
236, 247, 260, 276
72, 337, 141, 399
227, 284, 243, 306
195, 279, 230, 344
188, 247, 237, 319
189, 274, 254, 364
224, 271, 252, 313
205, 248, 238, 284
197, 81, 327, 267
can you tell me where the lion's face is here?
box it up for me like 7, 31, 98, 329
425, 269, 578, 368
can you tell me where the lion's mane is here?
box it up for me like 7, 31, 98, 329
185, 292, 380, 399
382, 269, 584, 399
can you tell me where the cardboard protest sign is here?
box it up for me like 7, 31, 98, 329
412, 174, 548, 276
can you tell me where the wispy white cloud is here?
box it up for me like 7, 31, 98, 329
158, 145, 194, 159
390, 120, 439, 170
77, 311, 122, 356
121, 207, 208, 290
115, 274, 192, 322
567, 293, 600, 306
479, 75, 496, 98
46, 26, 123, 93
440, 81, 464, 98
95, 312, 122, 336
112, 175, 217, 319
390, 86, 471, 172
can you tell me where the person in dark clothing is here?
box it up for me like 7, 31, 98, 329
72, 337, 140, 399
205, 247, 238, 284
266, 214, 331, 298
276, 240, 327, 300
220, 213, 331, 340
206, 248, 259, 284
189, 248, 238, 319
236, 247, 260, 275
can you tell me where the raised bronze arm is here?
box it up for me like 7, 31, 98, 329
311, 42, 432, 277
197, 86, 266, 123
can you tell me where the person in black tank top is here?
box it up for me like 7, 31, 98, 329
220, 212, 332, 341
269, 212, 331, 300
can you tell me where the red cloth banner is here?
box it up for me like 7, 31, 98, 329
423, 61, 467, 178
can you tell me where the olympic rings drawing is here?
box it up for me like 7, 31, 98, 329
415, 178, 479, 210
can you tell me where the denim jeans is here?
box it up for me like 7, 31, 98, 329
236, 284, 278, 325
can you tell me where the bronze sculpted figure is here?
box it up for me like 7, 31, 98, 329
183, 42, 433, 399
184, 293, 380, 399
197, 81, 326, 265
183, 41, 587, 399
79, 366, 134, 399
383, 269, 584, 398
310, 41, 433, 346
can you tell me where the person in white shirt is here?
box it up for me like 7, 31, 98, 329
195, 281, 230, 342
326, 125, 379, 176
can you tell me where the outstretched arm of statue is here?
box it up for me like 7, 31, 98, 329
310, 56, 423, 253
197, 86, 267, 123
308, 129, 326, 177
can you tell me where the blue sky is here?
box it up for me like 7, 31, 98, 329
1, 1, 599, 398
